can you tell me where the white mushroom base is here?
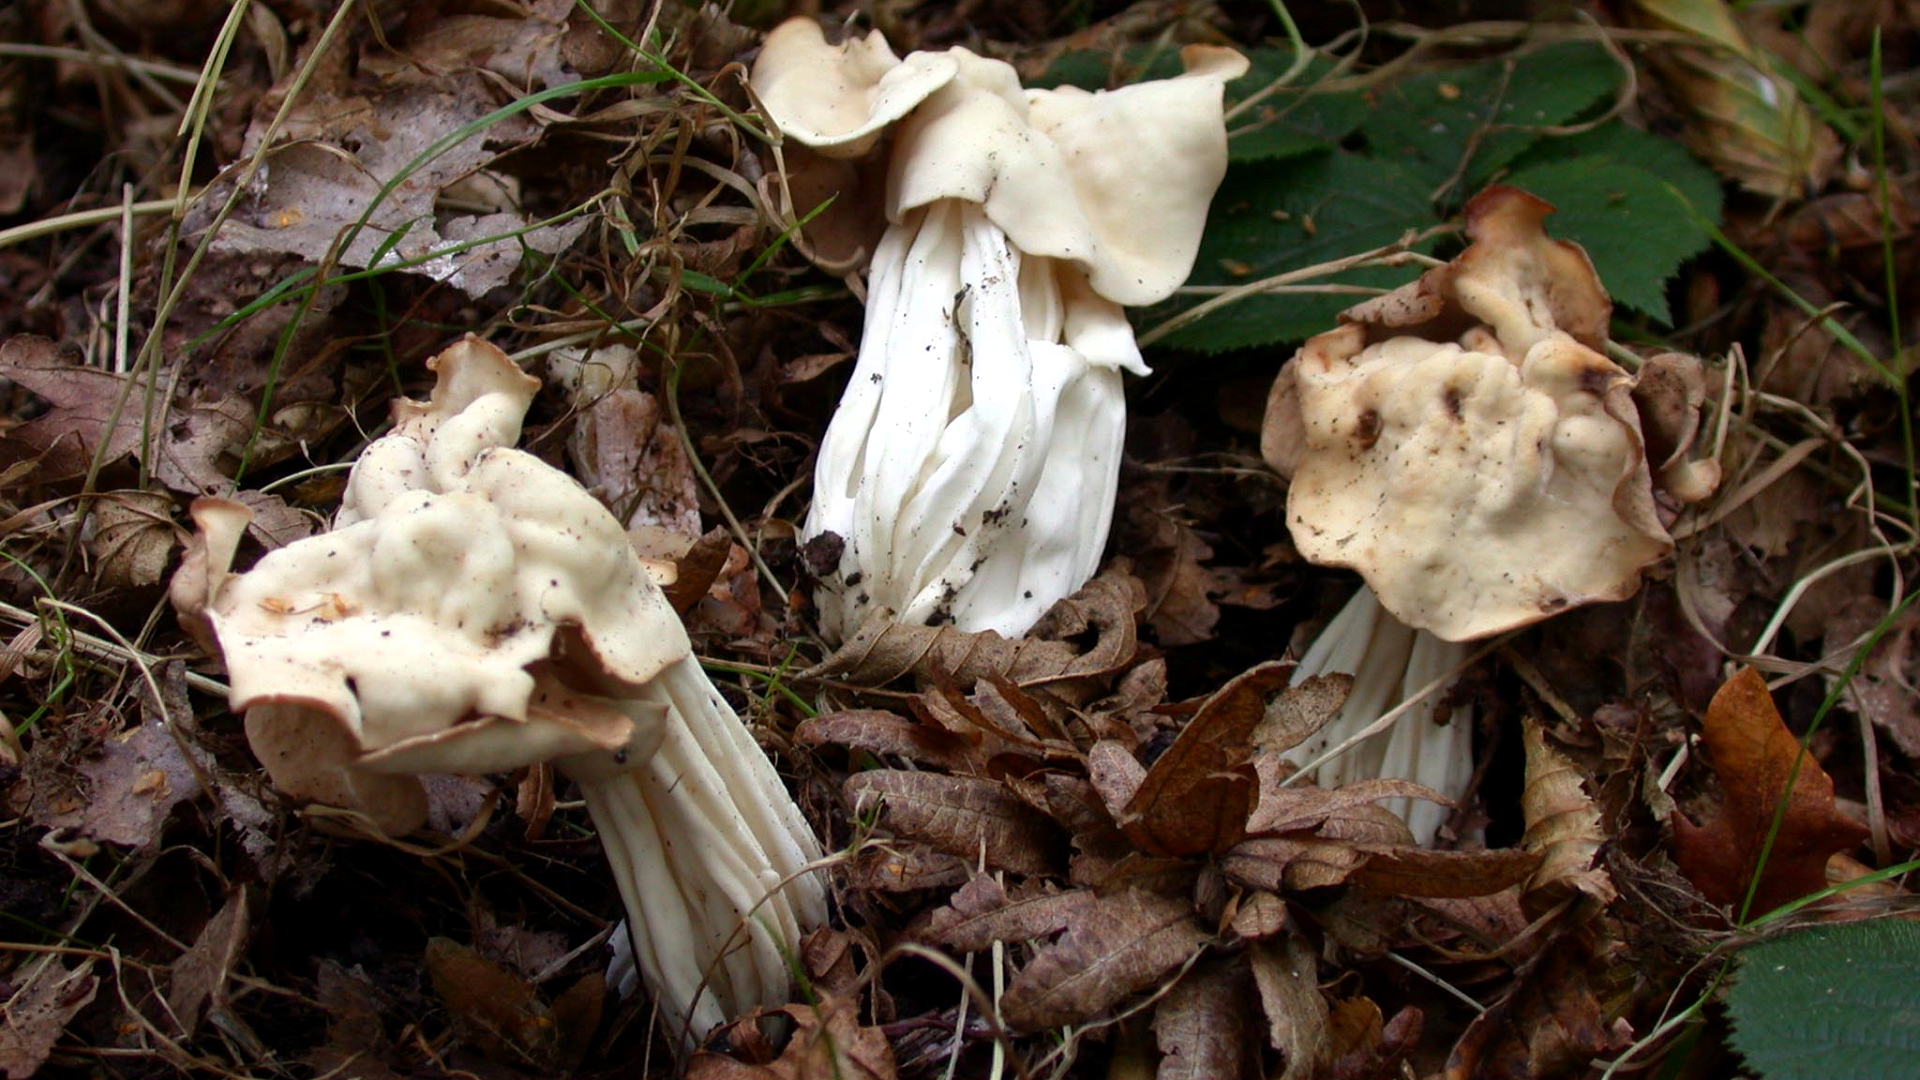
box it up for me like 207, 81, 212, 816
564, 657, 827, 1045
1283, 585, 1475, 846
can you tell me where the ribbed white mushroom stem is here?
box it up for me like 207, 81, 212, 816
560, 657, 826, 1050
1283, 585, 1475, 845
804, 200, 1139, 641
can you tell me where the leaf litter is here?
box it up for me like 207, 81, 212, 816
2, 2, 1918, 1078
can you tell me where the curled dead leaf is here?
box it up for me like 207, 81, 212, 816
86, 490, 179, 589
1442, 931, 1626, 1080
1001, 888, 1208, 1032
0, 958, 99, 1080
1520, 718, 1615, 917
844, 770, 1064, 877
167, 888, 251, 1037
797, 709, 983, 772
425, 937, 602, 1072
808, 570, 1143, 701
1349, 845, 1542, 899
1153, 959, 1250, 1080
1120, 663, 1296, 858
685, 996, 897, 1080
922, 874, 1100, 952
1250, 935, 1330, 1080
1670, 668, 1868, 917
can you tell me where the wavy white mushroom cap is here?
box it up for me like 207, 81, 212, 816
751, 18, 1247, 306
174, 337, 685, 830
1268, 187, 1685, 642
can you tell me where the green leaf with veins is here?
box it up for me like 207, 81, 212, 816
1726, 920, 1920, 1080
1144, 151, 1434, 354
1357, 40, 1624, 197
1224, 50, 1366, 164
1506, 121, 1725, 221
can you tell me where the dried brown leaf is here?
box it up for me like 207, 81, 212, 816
1223, 836, 1370, 893
797, 710, 982, 771
0, 336, 146, 484
1350, 845, 1542, 899
1253, 673, 1352, 756
1077, 852, 1204, 897
167, 888, 250, 1036
1330, 1003, 1422, 1080
424, 937, 599, 1071
845, 771, 1063, 877
1133, 513, 1221, 646
1670, 667, 1869, 915
86, 490, 178, 589
569, 382, 702, 541
1830, 600, 1920, 760
33, 711, 206, 851
1121, 662, 1294, 858
686, 996, 898, 1080
1246, 778, 1443, 837
810, 570, 1141, 699
1250, 936, 1330, 1080
1153, 960, 1250, 1080
922, 875, 1099, 952
1088, 739, 1146, 820
800, 927, 863, 1001
1443, 931, 1625, 1080
306, 961, 402, 1080
853, 845, 972, 893
1325, 996, 1382, 1060
426, 936, 549, 1065
200, 69, 585, 297
1520, 719, 1614, 917
1043, 773, 1117, 836
1227, 891, 1289, 941
0, 958, 98, 1080
664, 527, 734, 615
1002, 889, 1207, 1031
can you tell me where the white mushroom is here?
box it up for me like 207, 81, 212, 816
172, 337, 826, 1048
752, 20, 1247, 640
1265, 186, 1718, 843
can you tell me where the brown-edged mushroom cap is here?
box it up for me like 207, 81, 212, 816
1268, 187, 1686, 641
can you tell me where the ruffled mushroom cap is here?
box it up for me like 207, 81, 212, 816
175, 337, 685, 830
751, 19, 1248, 306
1264, 187, 1691, 642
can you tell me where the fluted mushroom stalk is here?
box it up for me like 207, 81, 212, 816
1281, 585, 1474, 846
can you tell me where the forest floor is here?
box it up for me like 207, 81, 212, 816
2, 1, 1918, 1078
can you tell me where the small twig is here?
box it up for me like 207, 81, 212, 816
1138, 235, 1450, 348
0, 42, 203, 82
0, 599, 228, 697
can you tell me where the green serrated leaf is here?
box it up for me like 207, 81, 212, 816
1145, 152, 1433, 353
1358, 40, 1625, 199
1032, 47, 1363, 164
1506, 121, 1725, 225
1726, 920, 1920, 1080
1225, 50, 1366, 164
1500, 157, 1711, 322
